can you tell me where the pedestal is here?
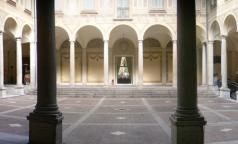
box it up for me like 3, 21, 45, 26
170, 114, 206, 144
28, 112, 63, 144
220, 87, 230, 99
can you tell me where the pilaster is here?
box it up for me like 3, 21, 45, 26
82, 47, 87, 85
30, 41, 37, 87
16, 37, 23, 87
0, 31, 4, 89
104, 40, 109, 86
220, 35, 230, 98
172, 40, 177, 87
207, 41, 214, 86
70, 40, 75, 86
138, 40, 143, 85
202, 42, 207, 86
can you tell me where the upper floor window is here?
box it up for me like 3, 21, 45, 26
196, 0, 201, 10
84, 0, 95, 10
117, 0, 129, 18
210, 0, 217, 9
151, 0, 164, 9
55, 0, 63, 11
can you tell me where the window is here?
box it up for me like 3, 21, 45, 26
84, 0, 94, 10
196, 0, 201, 10
117, 0, 129, 18
210, 0, 217, 9
151, 0, 164, 9
55, 0, 63, 11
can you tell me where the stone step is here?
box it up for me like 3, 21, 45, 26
24, 86, 218, 98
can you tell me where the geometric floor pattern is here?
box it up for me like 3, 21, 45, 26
0, 95, 237, 144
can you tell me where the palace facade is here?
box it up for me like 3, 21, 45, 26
0, 0, 238, 94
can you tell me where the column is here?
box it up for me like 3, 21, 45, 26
104, 40, 109, 85
138, 40, 143, 85
30, 41, 36, 87
172, 40, 177, 87
82, 47, 87, 85
16, 37, 23, 87
70, 40, 75, 85
202, 42, 207, 85
27, 0, 63, 143
220, 35, 230, 98
170, 0, 206, 143
0, 31, 4, 89
162, 48, 167, 84
207, 41, 214, 86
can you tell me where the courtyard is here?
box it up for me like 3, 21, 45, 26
0, 95, 237, 144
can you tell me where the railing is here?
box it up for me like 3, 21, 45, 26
227, 79, 238, 100
117, 7, 129, 19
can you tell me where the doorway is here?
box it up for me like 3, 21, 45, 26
115, 56, 133, 84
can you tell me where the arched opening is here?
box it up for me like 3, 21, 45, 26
143, 38, 162, 83
3, 17, 17, 84
143, 25, 172, 85
87, 39, 104, 83
166, 41, 173, 83
109, 25, 138, 85
75, 25, 104, 85
196, 25, 206, 85
214, 40, 221, 81
22, 24, 32, 85
225, 15, 238, 82
55, 26, 70, 84
210, 21, 221, 85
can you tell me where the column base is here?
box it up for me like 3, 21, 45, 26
27, 111, 63, 144
0, 87, 6, 98
170, 113, 206, 144
236, 91, 238, 102
219, 87, 230, 99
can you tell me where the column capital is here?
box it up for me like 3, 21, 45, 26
0, 31, 3, 34
16, 37, 22, 40
69, 40, 75, 43
104, 39, 109, 43
207, 40, 214, 44
221, 35, 227, 39
138, 39, 143, 43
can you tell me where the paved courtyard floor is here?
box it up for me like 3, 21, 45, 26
0, 95, 238, 144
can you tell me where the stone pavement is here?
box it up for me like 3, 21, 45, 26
0, 95, 237, 144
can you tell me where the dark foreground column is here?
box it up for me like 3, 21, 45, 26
27, 0, 63, 144
170, 0, 206, 144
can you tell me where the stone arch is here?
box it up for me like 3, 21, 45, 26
224, 14, 237, 35
74, 25, 104, 48
106, 23, 139, 40
21, 24, 32, 43
4, 16, 19, 37
55, 26, 70, 49
108, 24, 138, 48
55, 24, 72, 40
143, 24, 173, 48
209, 20, 221, 41
142, 23, 176, 41
196, 24, 206, 42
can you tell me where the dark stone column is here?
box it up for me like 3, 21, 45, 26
170, 0, 206, 144
27, 0, 63, 144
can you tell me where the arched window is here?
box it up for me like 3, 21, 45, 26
117, 0, 129, 18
